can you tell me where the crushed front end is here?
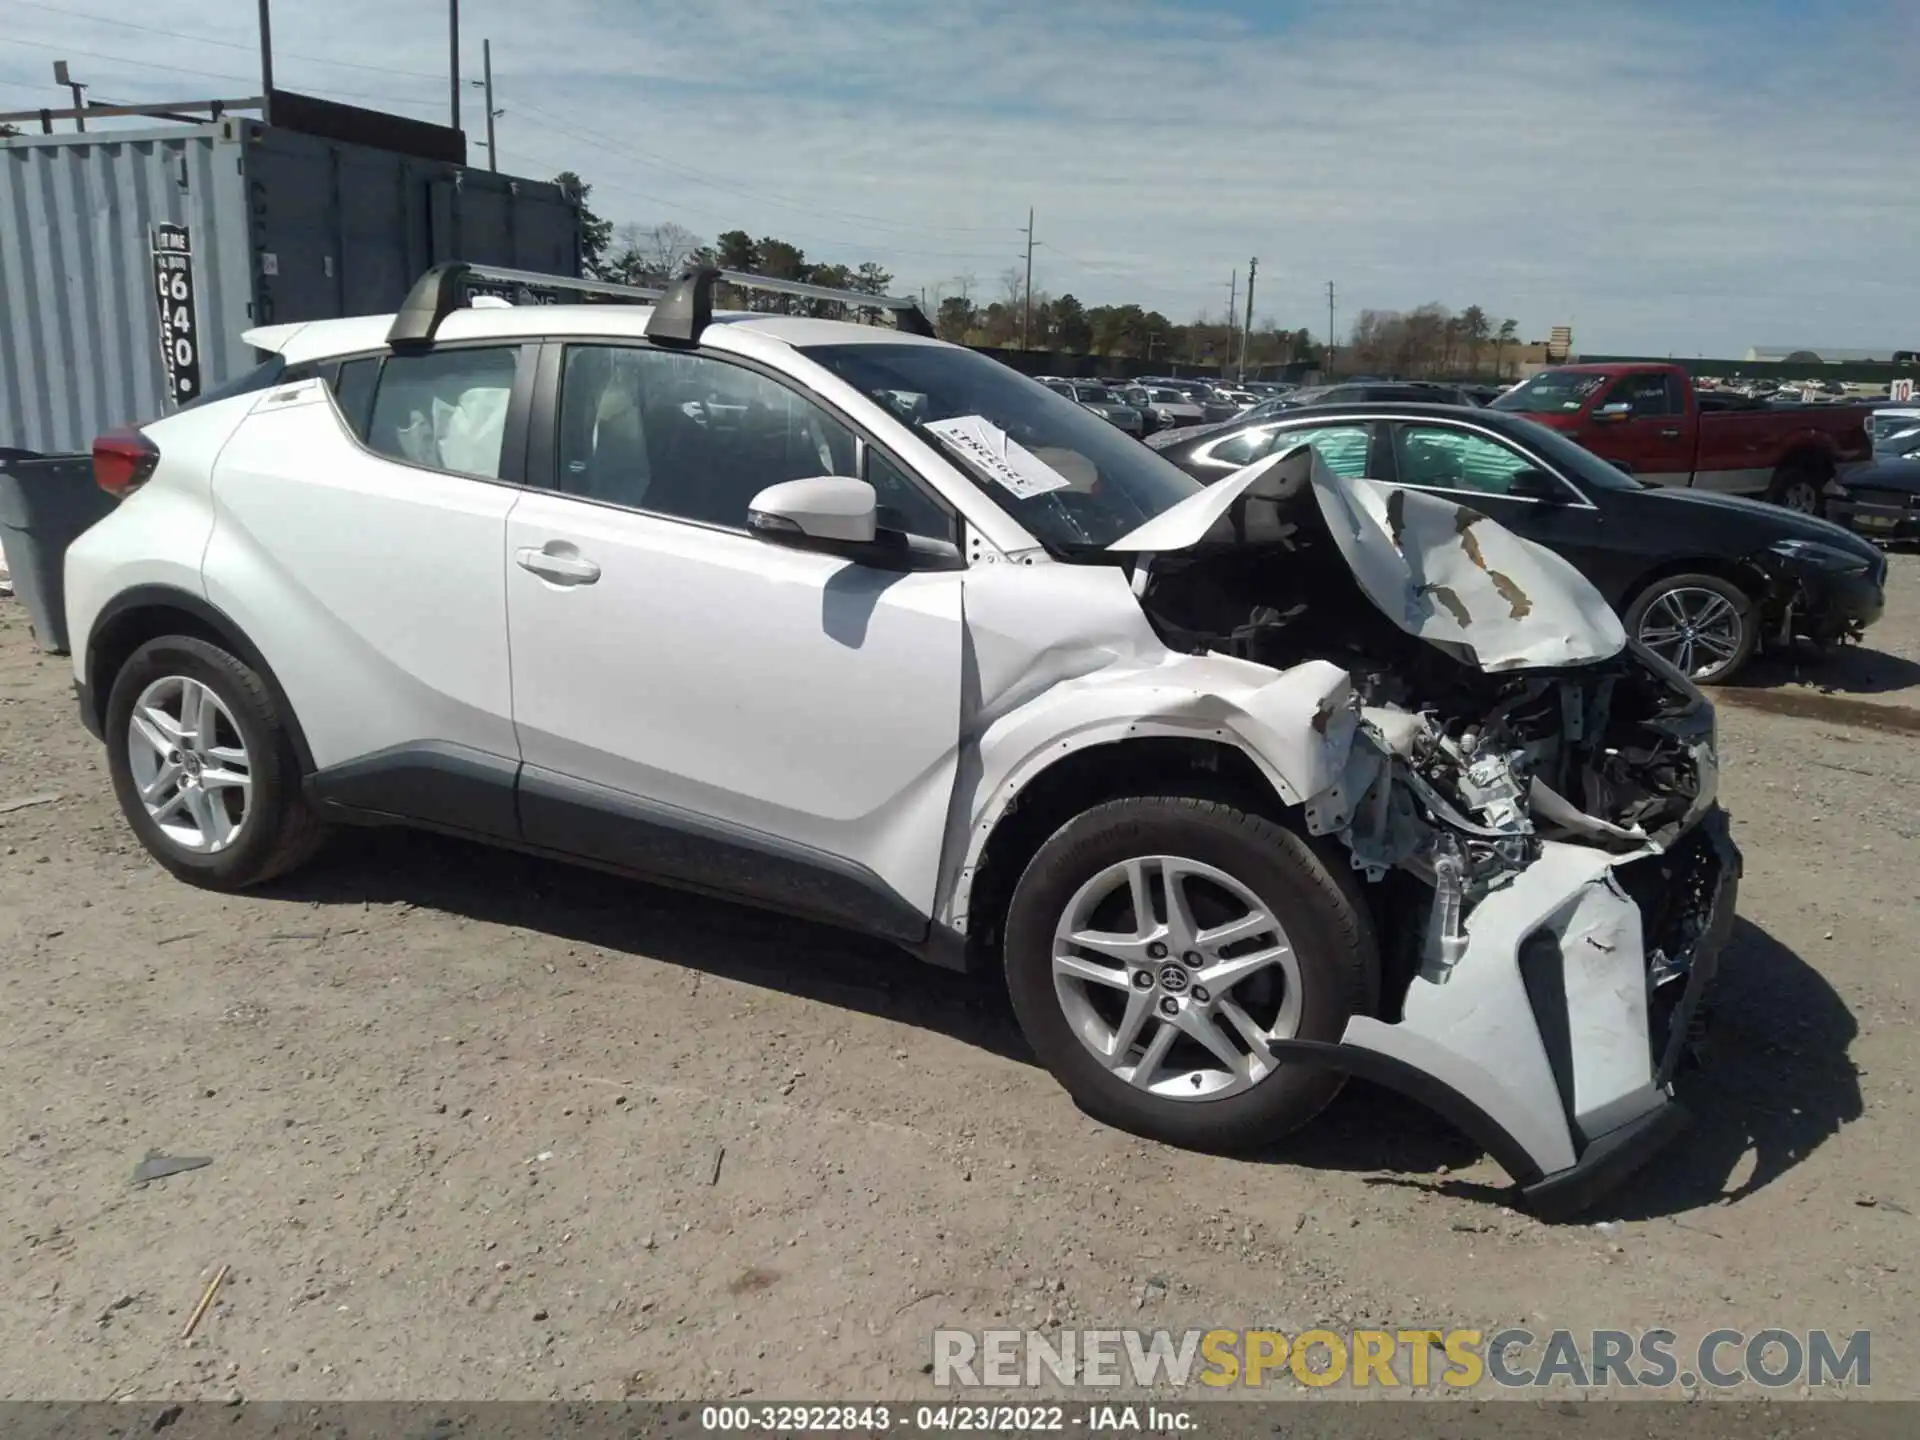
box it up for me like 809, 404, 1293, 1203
1122, 447, 1744, 1216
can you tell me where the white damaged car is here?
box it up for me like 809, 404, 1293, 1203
66, 264, 1739, 1217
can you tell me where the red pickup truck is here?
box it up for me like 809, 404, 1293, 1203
1490, 362, 1874, 514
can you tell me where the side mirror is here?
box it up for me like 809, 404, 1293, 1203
747, 476, 878, 546
1591, 402, 1632, 424
1508, 467, 1566, 501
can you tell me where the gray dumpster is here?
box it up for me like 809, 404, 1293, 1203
0, 451, 115, 654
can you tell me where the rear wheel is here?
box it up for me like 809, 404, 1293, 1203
1002, 796, 1378, 1153
1624, 573, 1757, 685
105, 635, 326, 889
1767, 460, 1826, 516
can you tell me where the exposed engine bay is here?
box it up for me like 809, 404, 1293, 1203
1094, 445, 1739, 1210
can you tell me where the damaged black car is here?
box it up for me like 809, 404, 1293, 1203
1147, 402, 1887, 684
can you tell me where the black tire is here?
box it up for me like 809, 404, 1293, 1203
1622, 572, 1758, 686
1767, 460, 1826, 516
104, 634, 326, 889
1003, 796, 1379, 1153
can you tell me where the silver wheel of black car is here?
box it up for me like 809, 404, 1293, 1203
1625, 573, 1757, 685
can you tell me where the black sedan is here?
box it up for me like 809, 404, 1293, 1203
1829, 458, 1920, 543
1146, 402, 1888, 684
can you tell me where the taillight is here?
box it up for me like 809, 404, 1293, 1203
93, 429, 160, 498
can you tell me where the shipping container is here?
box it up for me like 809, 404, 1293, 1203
0, 116, 582, 453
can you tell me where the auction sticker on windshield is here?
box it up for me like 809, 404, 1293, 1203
924, 415, 1073, 498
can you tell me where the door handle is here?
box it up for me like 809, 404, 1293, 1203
516, 545, 601, 585
1658, 427, 1681, 438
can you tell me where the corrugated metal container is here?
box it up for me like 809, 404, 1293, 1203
0, 117, 581, 453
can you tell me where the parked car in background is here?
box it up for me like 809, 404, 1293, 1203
1868, 406, 1920, 453
1491, 363, 1875, 515
1829, 455, 1920, 543
1147, 401, 1885, 684
1201, 388, 1261, 424
1120, 384, 1208, 433
1042, 379, 1145, 436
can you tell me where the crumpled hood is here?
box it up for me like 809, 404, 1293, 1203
1109, 442, 1627, 673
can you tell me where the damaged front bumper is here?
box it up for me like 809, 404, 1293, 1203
1272, 807, 1741, 1220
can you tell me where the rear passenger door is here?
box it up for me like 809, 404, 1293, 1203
204, 342, 534, 837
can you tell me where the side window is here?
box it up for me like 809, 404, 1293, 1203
557, 345, 871, 531
1392, 424, 1535, 495
332, 357, 380, 440
1275, 423, 1373, 477
1208, 426, 1278, 467
865, 447, 956, 542
1605, 373, 1674, 418
364, 347, 520, 478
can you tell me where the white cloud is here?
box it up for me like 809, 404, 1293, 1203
3, 0, 1913, 353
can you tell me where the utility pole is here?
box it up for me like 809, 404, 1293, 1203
1226, 269, 1238, 362
449, 0, 462, 132
481, 37, 496, 170
52, 61, 86, 131
1240, 257, 1258, 380
1020, 207, 1035, 350
255, 0, 274, 123
1326, 280, 1336, 375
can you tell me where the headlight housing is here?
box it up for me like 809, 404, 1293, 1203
1766, 538, 1871, 575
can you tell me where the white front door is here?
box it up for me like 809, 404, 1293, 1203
503, 342, 965, 940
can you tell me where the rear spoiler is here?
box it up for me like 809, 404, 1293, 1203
240, 321, 310, 354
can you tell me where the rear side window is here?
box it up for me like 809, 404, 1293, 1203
363, 347, 520, 479
332, 358, 381, 439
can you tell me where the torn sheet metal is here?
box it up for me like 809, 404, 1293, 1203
1307, 452, 1626, 672
1109, 443, 1627, 673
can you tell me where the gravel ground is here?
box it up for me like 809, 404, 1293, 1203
0, 555, 1915, 1403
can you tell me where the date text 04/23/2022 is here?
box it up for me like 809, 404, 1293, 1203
699, 1404, 1194, 1432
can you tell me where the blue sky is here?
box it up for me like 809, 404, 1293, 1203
3, 0, 1915, 355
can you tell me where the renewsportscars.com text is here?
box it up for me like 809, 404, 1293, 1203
931, 1327, 1871, 1391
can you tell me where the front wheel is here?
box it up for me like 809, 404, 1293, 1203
1003, 797, 1379, 1153
104, 635, 326, 889
1624, 573, 1758, 685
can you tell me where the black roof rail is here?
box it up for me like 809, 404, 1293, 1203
386, 262, 665, 348
645, 266, 935, 345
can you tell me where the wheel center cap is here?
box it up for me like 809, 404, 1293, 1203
182, 752, 204, 776
1158, 964, 1189, 994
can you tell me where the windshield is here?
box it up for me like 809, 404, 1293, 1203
1490, 371, 1610, 415
1869, 412, 1920, 442
801, 343, 1200, 550
1142, 388, 1185, 403
1077, 386, 1117, 403
1499, 414, 1645, 492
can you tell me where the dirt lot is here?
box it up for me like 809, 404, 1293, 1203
1, 555, 1916, 1403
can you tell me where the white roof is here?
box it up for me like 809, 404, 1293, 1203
243, 304, 945, 365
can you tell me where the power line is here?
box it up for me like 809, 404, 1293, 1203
4, 33, 443, 112
502, 97, 1010, 240
0, 0, 449, 81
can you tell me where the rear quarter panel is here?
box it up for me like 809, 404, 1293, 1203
63, 399, 255, 688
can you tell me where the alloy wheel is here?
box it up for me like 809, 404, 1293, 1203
125, 675, 253, 853
1051, 854, 1303, 1100
1635, 587, 1744, 680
